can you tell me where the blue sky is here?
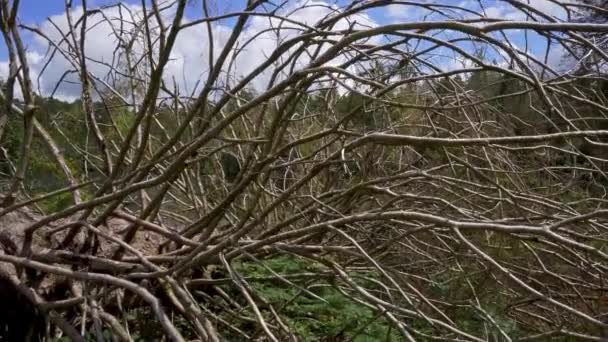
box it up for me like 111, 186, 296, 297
17, 0, 66, 24
0, 0, 572, 100
3, 0, 562, 60
0, 0, 448, 55
0, 0, 261, 59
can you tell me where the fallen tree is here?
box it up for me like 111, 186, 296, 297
1, 0, 608, 340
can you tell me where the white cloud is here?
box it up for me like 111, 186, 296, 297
387, 3, 429, 21
0, 51, 44, 100
5, 0, 579, 103
389, 0, 577, 22
0, 0, 377, 102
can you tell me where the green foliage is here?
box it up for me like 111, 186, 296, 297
38, 189, 93, 214
26, 158, 65, 191
232, 254, 322, 275
53, 308, 184, 342
53, 329, 114, 342
1, 108, 24, 159
220, 151, 240, 182
113, 109, 135, 137
283, 290, 398, 342
423, 260, 523, 340
38, 191, 74, 214
336, 92, 374, 130
122, 307, 195, 341
0, 96, 117, 210
1, 97, 85, 186
227, 255, 399, 341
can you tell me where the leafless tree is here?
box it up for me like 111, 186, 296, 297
1, 0, 608, 341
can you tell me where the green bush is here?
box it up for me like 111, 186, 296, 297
226, 255, 399, 341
